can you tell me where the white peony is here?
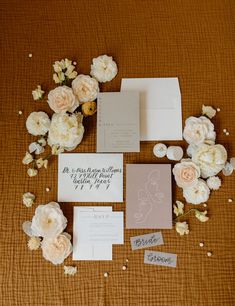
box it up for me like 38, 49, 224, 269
90, 55, 118, 83
41, 233, 72, 265
48, 112, 84, 151
47, 86, 79, 113
31, 202, 67, 238
26, 111, 50, 136
175, 222, 189, 236
23, 192, 35, 208
192, 144, 227, 178
202, 105, 216, 119
183, 179, 210, 205
72, 74, 99, 103
173, 159, 201, 189
206, 176, 221, 190
183, 116, 216, 146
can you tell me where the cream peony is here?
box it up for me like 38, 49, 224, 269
26, 111, 50, 136
48, 112, 84, 151
173, 159, 201, 188
90, 55, 118, 83
72, 74, 99, 103
202, 105, 216, 119
47, 86, 79, 113
183, 116, 216, 146
175, 222, 189, 236
206, 176, 221, 190
27, 236, 41, 250
31, 202, 67, 238
41, 233, 72, 265
192, 144, 227, 178
183, 179, 210, 205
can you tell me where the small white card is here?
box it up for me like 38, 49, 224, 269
130, 232, 164, 250
73, 206, 112, 261
77, 211, 124, 244
144, 250, 177, 268
58, 153, 123, 202
121, 78, 182, 141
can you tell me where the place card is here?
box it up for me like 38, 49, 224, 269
130, 232, 164, 250
58, 153, 123, 202
144, 250, 177, 268
126, 164, 172, 229
97, 92, 140, 152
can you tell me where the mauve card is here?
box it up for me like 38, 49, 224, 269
126, 164, 172, 229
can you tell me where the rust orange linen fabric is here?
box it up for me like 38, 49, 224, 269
0, 0, 235, 305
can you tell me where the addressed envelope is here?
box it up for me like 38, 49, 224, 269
58, 153, 123, 202
73, 206, 112, 260
121, 78, 182, 141
77, 211, 124, 245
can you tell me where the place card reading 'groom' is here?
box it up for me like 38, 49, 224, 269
58, 153, 123, 202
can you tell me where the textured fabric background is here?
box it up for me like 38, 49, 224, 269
0, 0, 235, 305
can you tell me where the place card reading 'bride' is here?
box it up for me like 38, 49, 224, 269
58, 153, 123, 202
126, 164, 172, 229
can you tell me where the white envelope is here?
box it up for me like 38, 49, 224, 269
73, 206, 112, 260
121, 78, 182, 141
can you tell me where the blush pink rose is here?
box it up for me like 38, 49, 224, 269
47, 86, 79, 113
173, 159, 201, 189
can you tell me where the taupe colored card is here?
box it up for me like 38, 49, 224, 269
97, 92, 140, 152
126, 164, 172, 229
144, 250, 177, 268
130, 232, 164, 250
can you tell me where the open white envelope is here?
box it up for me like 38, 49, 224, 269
73, 206, 112, 260
121, 78, 182, 141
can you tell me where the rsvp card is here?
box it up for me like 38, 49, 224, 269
126, 164, 172, 229
58, 153, 123, 202
97, 92, 140, 152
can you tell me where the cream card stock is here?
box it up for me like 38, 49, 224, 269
97, 92, 140, 152
73, 206, 112, 260
121, 78, 182, 141
77, 211, 124, 244
58, 153, 123, 202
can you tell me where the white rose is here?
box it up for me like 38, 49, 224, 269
48, 112, 84, 151
192, 144, 227, 178
90, 55, 118, 83
175, 222, 189, 236
173, 159, 201, 189
183, 116, 216, 145
72, 74, 99, 103
26, 111, 50, 136
206, 176, 221, 190
202, 105, 216, 119
183, 179, 210, 205
47, 86, 79, 113
41, 233, 72, 265
31, 202, 67, 238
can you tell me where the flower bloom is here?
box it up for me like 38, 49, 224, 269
47, 86, 79, 113
32, 85, 45, 100
175, 222, 189, 236
64, 266, 77, 276
27, 236, 41, 250
183, 179, 210, 205
23, 192, 35, 208
173, 200, 184, 217
22, 152, 33, 165
26, 111, 50, 136
41, 233, 72, 265
202, 105, 216, 119
31, 202, 67, 238
90, 55, 118, 82
173, 159, 201, 189
206, 176, 221, 190
72, 74, 99, 103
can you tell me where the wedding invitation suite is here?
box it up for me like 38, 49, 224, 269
121, 78, 182, 141
73, 206, 113, 260
126, 164, 172, 229
73, 206, 124, 260
97, 92, 140, 152
58, 153, 123, 202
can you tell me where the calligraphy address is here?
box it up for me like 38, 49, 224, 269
62, 166, 122, 191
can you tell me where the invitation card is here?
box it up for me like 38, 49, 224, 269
58, 153, 123, 202
126, 164, 172, 229
97, 92, 140, 152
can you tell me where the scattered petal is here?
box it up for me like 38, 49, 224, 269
222, 162, 233, 176
32, 85, 45, 100
173, 200, 184, 216
175, 221, 189, 236
27, 168, 38, 177
23, 192, 35, 207
22, 152, 34, 165
195, 210, 209, 222
29, 142, 44, 155
27, 236, 41, 250
202, 105, 216, 119
64, 266, 77, 276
